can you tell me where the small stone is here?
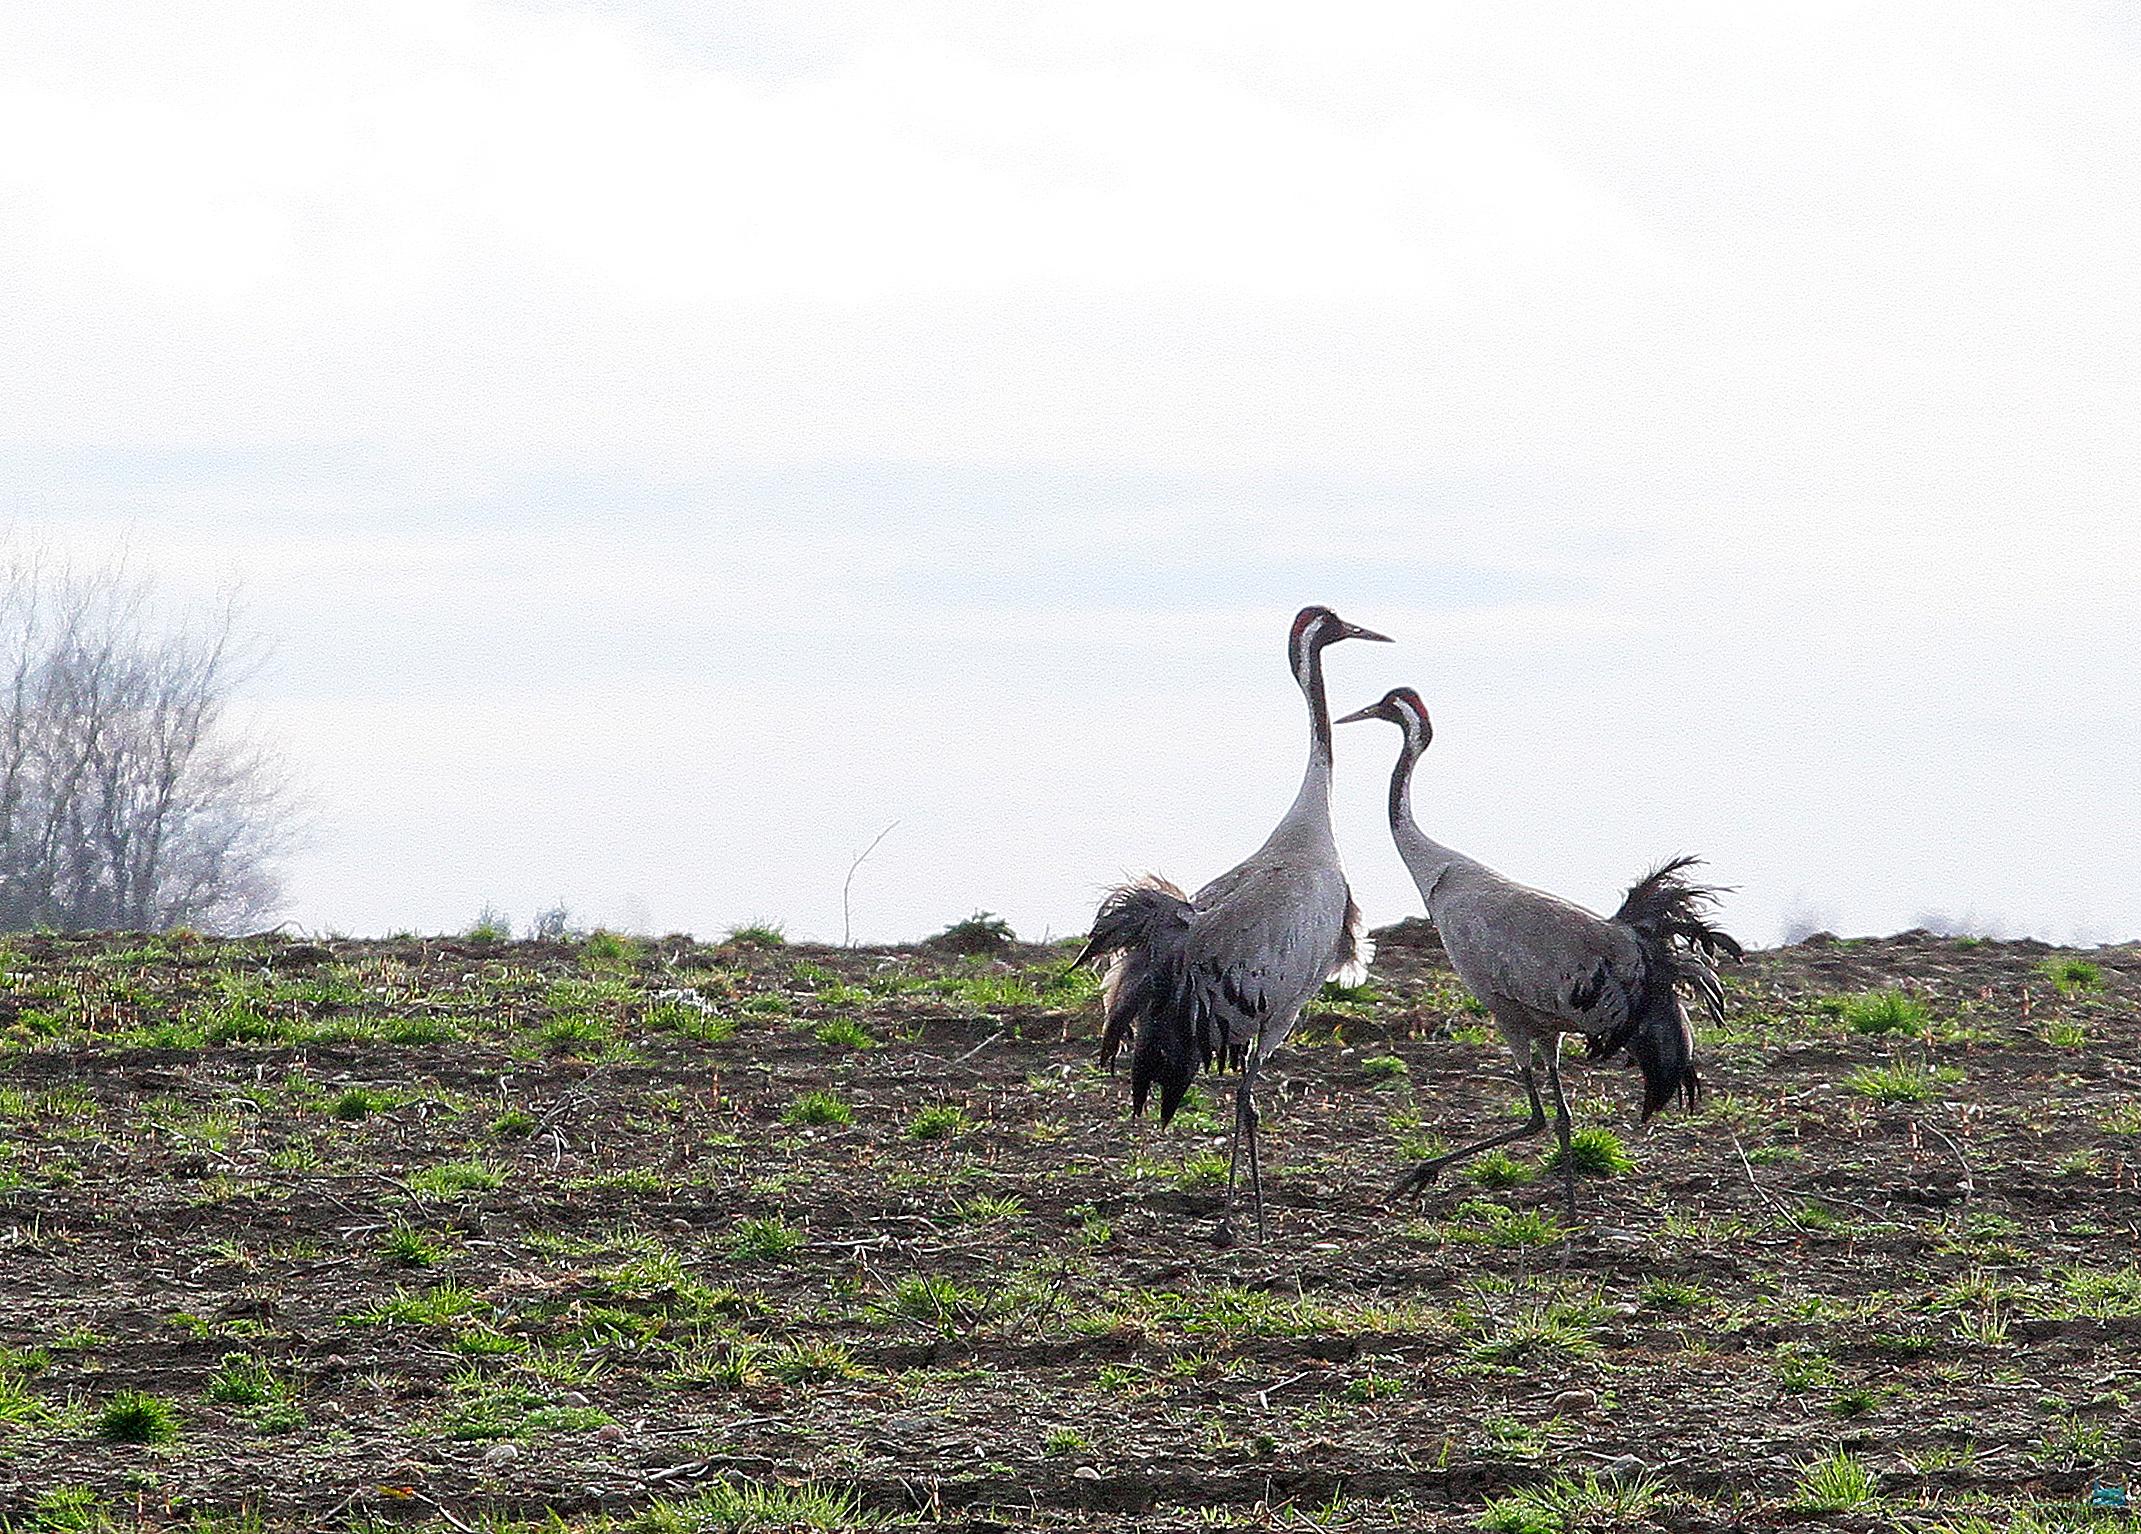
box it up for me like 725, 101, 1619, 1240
1072, 1465, 1102, 1481
482, 1442, 521, 1465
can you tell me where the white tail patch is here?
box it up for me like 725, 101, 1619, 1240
1334, 898, 1374, 988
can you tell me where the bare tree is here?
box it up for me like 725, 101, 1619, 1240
0, 549, 296, 932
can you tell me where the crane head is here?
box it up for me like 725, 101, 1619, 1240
1334, 687, 1433, 756
1289, 606, 1390, 680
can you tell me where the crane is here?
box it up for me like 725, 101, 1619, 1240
1335, 686, 1740, 1221
1077, 605, 1389, 1244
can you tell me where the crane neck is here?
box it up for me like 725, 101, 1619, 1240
1386, 738, 1464, 896
1287, 640, 1336, 822
1387, 738, 1418, 838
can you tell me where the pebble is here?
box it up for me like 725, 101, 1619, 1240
482, 1442, 521, 1465
1072, 1465, 1102, 1481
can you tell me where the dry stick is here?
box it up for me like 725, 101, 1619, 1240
1728, 1133, 1805, 1230
1918, 1116, 1976, 1200
1255, 1370, 1315, 1409
842, 820, 900, 947
416, 1496, 479, 1534
953, 1030, 1005, 1066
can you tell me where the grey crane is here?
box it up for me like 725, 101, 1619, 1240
1076, 605, 1389, 1244
1335, 687, 1741, 1221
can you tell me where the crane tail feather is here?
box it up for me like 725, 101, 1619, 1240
1330, 891, 1373, 988
1600, 855, 1742, 1119
1079, 877, 1201, 1124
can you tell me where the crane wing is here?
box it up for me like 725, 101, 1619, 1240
1182, 854, 1351, 1065
1432, 871, 1649, 1037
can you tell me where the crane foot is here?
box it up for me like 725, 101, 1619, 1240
1389, 1162, 1445, 1201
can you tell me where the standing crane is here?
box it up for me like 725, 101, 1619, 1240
1335, 687, 1740, 1220
1077, 606, 1389, 1244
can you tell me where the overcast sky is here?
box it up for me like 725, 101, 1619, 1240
4, 1, 2138, 946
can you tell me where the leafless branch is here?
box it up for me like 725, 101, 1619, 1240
842, 819, 899, 947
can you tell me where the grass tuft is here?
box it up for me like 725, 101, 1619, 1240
811, 1017, 875, 1050
1792, 1450, 1880, 1512
1832, 988, 1930, 1036
1480, 1469, 1660, 1533
97, 1389, 181, 1444
1846, 1057, 1959, 1104
783, 1091, 852, 1127
381, 1223, 447, 1267
906, 1104, 973, 1141
1542, 1127, 1634, 1177
727, 1217, 804, 1260
2040, 956, 2102, 995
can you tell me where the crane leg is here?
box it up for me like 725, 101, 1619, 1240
1218, 1055, 1266, 1246
1542, 1049, 1576, 1224
1389, 1064, 1547, 1199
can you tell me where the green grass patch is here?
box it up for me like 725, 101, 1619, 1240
328, 1086, 398, 1120
96, 1389, 181, 1444
1480, 1469, 1660, 1533
1830, 988, 1930, 1036
1542, 1127, 1634, 1176
348, 1282, 483, 1328
1845, 1058, 1960, 1103
405, 1159, 506, 1197
1792, 1450, 1879, 1512
638, 1479, 883, 1531
203, 1353, 281, 1406
811, 1017, 875, 1050
726, 1217, 804, 1260
906, 1105, 973, 1141
2041, 956, 2102, 995
782, 1091, 852, 1127
1468, 1150, 1534, 1190
381, 1223, 447, 1267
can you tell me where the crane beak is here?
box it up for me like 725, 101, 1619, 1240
1333, 702, 1384, 725
1339, 622, 1392, 644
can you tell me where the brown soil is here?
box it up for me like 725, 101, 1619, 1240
0, 927, 2136, 1530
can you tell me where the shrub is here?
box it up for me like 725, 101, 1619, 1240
928, 912, 1015, 957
